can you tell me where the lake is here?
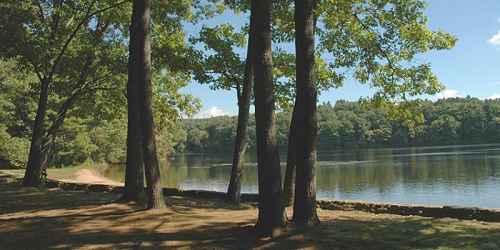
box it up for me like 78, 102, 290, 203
101, 144, 500, 208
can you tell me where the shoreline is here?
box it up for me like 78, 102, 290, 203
4, 179, 500, 249
2, 170, 500, 222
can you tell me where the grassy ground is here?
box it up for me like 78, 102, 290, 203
2, 181, 500, 249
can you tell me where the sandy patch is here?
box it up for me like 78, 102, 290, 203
64, 169, 123, 186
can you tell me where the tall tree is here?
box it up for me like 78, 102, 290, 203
123, 0, 218, 202
227, 10, 255, 204
123, 1, 145, 202
189, 18, 253, 203
39, 15, 121, 178
189, 23, 250, 203
292, 0, 320, 226
283, 0, 456, 204
0, 0, 127, 186
131, 0, 165, 209
252, 0, 286, 236
191, 1, 335, 204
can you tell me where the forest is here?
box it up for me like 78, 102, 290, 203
7, 0, 500, 245
183, 98, 500, 153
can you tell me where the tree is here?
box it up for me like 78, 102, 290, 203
123, 0, 145, 202
0, 57, 130, 171
292, 0, 320, 226
283, 0, 456, 207
227, 42, 253, 203
273, 3, 343, 206
0, 0, 129, 186
0, 1, 200, 175
130, 0, 166, 209
226, 18, 255, 203
192, 1, 338, 204
252, 0, 286, 236
190, 22, 251, 203
428, 115, 460, 144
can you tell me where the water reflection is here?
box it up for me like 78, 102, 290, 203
102, 144, 500, 208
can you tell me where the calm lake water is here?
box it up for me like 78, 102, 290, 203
101, 144, 500, 208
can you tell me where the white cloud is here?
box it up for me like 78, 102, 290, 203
488, 30, 500, 46
436, 89, 461, 99
486, 93, 500, 100
194, 106, 228, 119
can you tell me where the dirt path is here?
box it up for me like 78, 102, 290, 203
0, 167, 123, 186
2, 181, 500, 249
67, 168, 123, 186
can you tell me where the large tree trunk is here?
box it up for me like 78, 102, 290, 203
226, 11, 255, 204
292, 0, 320, 226
23, 4, 66, 185
123, 8, 145, 202
252, 0, 286, 236
23, 78, 50, 187
133, 0, 165, 209
283, 105, 297, 206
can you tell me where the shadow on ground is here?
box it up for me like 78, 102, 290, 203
1, 182, 500, 249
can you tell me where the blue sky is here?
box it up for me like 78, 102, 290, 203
183, 0, 500, 118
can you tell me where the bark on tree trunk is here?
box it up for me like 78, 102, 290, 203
292, 0, 320, 226
133, 0, 165, 209
123, 7, 145, 202
23, 78, 50, 187
283, 105, 297, 206
252, 0, 286, 236
226, 11, 255, 204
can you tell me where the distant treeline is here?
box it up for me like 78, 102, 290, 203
3, 94, 500, 169
181, 97, 500, 153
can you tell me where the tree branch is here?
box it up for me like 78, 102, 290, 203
236, 81, 242, 102
34, 0, 46, 21
47, 0, 129, 81
352, 13, 397, 84
44, 57, 94, 140
27, 58, 44, 83
48, 0, 64, 43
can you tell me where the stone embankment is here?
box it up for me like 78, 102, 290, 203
2, 172, 500, 222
